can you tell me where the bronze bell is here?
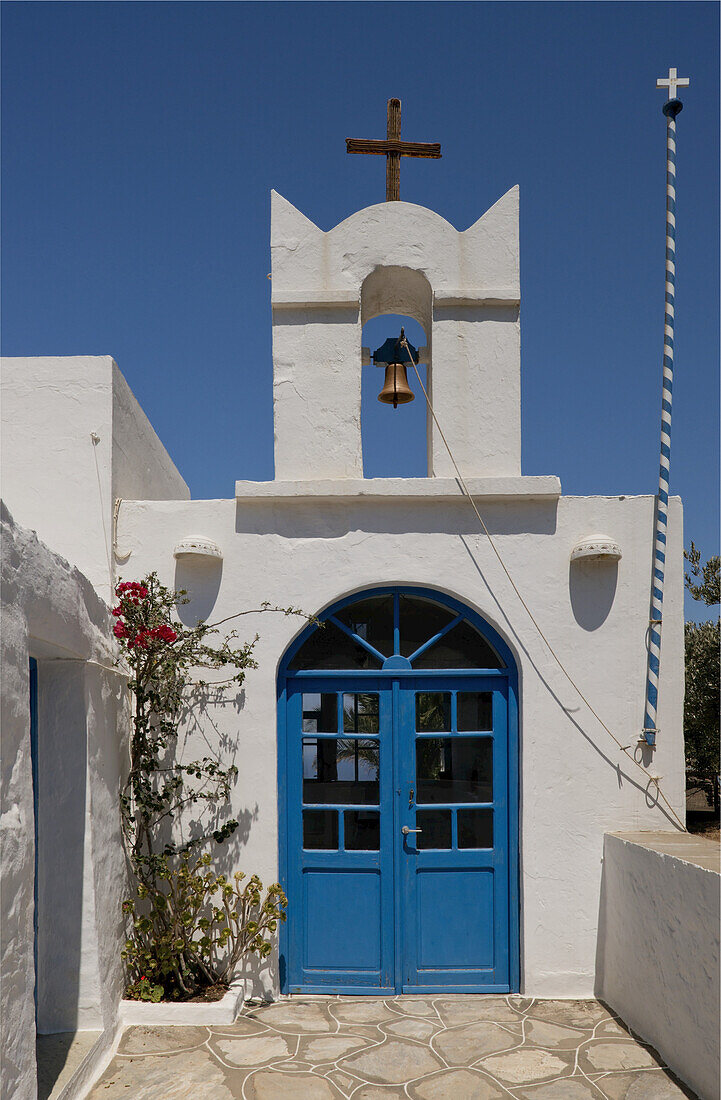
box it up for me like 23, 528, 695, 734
378, 362, 414, 407
372, 327, 418, 409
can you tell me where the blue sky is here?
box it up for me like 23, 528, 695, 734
2, 2, 718, 620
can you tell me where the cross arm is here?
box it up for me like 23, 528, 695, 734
346, 138, 442, 158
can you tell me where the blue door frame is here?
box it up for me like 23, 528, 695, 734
277, 587, 520, 995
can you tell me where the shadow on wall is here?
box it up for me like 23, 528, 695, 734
594, 845, 609, 998
175, 557, 223, 626
235, 499, 559, 540
35, 662, 86, 1036
202, 806, 261, 884
165, 687, 254, 864
569, 559, 618, 630
245, 941, 281, 1003
273, 306, 358, 329
458, 535, 681, 831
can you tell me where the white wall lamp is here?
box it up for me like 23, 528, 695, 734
173, 537, 223, 561
570, 535, 622, 563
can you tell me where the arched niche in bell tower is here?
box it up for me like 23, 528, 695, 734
360, 267, 433, 477
361, 267, 432, 333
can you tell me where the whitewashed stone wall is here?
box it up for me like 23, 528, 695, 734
0, 356, 190, 604
0, 504, 129, 1100
116, 488, 686, 999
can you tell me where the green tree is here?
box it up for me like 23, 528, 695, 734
683, 545, 720, 814
685, 541, 721, 605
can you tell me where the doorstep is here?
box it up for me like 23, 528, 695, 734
36, 1030, 102, 1100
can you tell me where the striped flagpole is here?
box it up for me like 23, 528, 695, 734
643, 68, 690, 747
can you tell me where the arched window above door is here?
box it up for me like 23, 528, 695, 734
287, 590, 504, 672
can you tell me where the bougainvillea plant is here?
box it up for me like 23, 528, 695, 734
114, 573, 309, 999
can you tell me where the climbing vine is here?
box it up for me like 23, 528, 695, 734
114, 573, 309, 1000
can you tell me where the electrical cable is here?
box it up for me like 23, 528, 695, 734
401, 337, 686, 832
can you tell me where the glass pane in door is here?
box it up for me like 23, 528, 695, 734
415, 737, 492, 803
302, 738, 380, 804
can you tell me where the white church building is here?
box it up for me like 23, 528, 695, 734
2, 184, 697, 1098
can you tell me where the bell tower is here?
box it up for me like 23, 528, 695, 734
269, 186, 521, 482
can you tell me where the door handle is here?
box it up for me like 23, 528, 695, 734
401, 826, 422, 835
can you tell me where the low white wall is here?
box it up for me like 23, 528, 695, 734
596, 832, 720, 1100
117, 489, 686, 999
0, 503, 129, 1100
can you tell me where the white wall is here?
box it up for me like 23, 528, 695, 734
116, 488, 686, 999
270, 189, 521, 480
272, 307, 363, 480
0, 356, 189, 604
597, 833, 720, 1100
0, 504, 129, 1100
110, 360, 190, 505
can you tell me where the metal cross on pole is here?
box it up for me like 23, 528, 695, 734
656, 66, 690, 100
346, 98, 441, 201
642, 66, 691, 749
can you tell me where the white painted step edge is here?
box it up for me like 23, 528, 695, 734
54, 1023, 123, 1100
120, 979, 245, 1026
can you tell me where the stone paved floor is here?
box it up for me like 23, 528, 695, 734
88, 996, 697, 1099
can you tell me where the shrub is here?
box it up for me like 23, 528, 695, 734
122, 854, 286, 1000
113, 573, 305, 999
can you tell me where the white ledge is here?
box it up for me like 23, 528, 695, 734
607, 832, 720, 874
434, 292, 520, 307
235, 476, 561, 503
272, 290, 359, 309
271, 290, 520, 310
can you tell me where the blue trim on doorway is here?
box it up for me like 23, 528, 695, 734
288, 667, 507, 679
276, 585, 520, 994
507, 676, 521, 994
280, 585, 517, 670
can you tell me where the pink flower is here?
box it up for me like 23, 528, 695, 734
111, 605, 123, 617
143, 624, 176, 644
113, 622, 128, 639
116, 581, 149, 598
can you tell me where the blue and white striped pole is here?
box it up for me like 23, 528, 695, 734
643, 68, 690, 747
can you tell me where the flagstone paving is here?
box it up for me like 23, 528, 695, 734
88, 996, 698, 1099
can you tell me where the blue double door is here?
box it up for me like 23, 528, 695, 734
283, 674, 513, 994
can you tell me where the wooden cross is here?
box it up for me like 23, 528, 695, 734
656, 67, 690, 100
346, 98, 441, 201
